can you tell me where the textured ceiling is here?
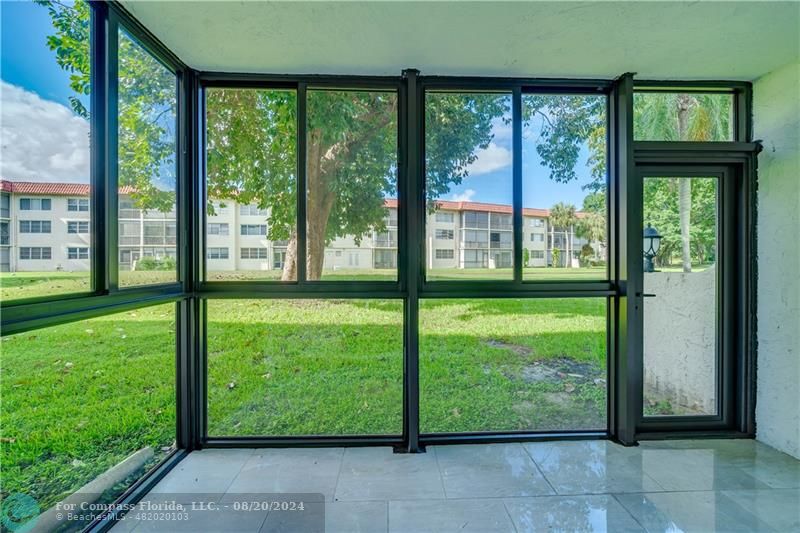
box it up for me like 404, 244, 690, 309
120, 1, 800, 81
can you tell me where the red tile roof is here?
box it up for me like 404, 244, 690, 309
1, 180, 583, 217
0, 180, 134, 195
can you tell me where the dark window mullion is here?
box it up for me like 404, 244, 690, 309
297, 83, 308, 284
512, 87, 523, 283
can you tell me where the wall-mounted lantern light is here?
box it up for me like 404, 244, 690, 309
643, 223, 662, 273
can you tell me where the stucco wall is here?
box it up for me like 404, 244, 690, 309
643, 268, 717, 414
754, 62, 800, 459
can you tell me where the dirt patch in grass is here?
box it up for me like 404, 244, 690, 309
485, 338, 533, 356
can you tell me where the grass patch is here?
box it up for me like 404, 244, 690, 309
206, 298, 607, 436
0, 305, 176, 513
2, 286, 608, 512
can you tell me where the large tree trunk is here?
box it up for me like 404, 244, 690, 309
281, 131, 336, 281
677, 95, 693, 273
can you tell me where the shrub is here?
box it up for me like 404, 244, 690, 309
135, 256, 176, 271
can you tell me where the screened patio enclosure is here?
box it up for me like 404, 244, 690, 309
1, 1, 798, 531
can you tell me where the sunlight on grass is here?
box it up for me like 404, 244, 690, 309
0, 304, 176, 520
420, 298, 607, 433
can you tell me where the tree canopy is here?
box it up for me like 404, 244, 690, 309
41, 1, 729, 277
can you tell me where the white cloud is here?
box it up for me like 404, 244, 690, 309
0, 81, 89, 183
450, 188, 476, 202
465, 142, 511, 176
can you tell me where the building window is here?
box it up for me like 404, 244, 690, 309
240, 224, 267, 236
67, 221, 90, 234
210, 201, 230, 216
273, 249, 286, 269
19, 220, 51, 233
435, 212, 454, 223
20, 247, 51, 260
241, 247, 268, 259
530, 233, 544, 242
207, 223, 230, 236
435, 229, 454, 240
67, 198, 90, 212
119, 198, 141, 219
529, 218, 544, 227
1, 193, 10, 218
463, 249, 487, 268
435, 249, 454, 259
207, 247, 229, 260
0, 221, 8, 245
240, 204, 269, 217
490, 212, 512, 230
463, 211, 489, 229
490, 231, 512, 249
384, 210, 398, 227
19, 198, 51, 211
463, 229, 488, 248
532, 250, 545, 259
67, 247, 90, 260
374, 249, 397, 269
348, 252, 359, 267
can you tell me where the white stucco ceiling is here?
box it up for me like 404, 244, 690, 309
120, 1, 799, 81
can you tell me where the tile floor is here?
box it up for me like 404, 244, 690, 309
113, 439, 800, 532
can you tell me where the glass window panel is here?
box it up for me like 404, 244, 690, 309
207, 299, 403, 436
304, 89, 398, 281
205, 89, 297, 282
0, 304, 175, 530
420, 298, 607, 432
425, 92, 513, 280
0, 1, 92, 302
522, 94, 608, 280
634, 92, 734, 141
643, 176, 719, 416
117, 28, 177, 287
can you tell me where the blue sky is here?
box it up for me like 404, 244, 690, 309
1, 1, 85, 109
442, 111, 598, 210
1, 1, 599, 208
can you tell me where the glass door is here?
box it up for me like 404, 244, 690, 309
635, 166, 737, 431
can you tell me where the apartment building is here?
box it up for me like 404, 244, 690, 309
0, 180, 598, 273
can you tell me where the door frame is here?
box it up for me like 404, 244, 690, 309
628, 142, 759, 440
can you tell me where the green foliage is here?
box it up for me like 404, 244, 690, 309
425, 93, 509, 210
551, 248, 560, 268
549, 202, 577, 231
643, 177, 717, 267
522, 95, 606, 190
522, 247, 530, 266
134, 255, 176, 271
34, 0, 91, 118
39, 1, 177, 212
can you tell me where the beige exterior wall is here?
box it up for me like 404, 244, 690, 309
1, 190, 599, 274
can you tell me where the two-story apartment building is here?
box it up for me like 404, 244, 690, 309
0, 179, 600, 273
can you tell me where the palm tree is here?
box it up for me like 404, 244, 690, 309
635, 93, 730, 272
577, 211, 606, 260
549, 202, 577, 268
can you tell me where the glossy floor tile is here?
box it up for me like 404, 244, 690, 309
112, 439, 800, 532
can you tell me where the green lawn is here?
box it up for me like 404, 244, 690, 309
1, 276, 608, 517
1, 267, 607, 302
205, 298, 606, 436
0, 271, 178, 303
0, 304, 176, 516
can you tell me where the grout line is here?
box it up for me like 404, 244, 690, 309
430, 445, 449, 499
502, 500, 520, 533
520, 442, 558, 495
219, 447, 256, 495
610, 492, 649, 532
331, 447, 347, 502
385, 500, 390, 533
